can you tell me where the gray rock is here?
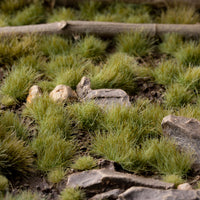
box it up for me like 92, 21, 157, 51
161, 115, 200, 165
89, 189, 122, 200
67, 169, 174, 196
117, 187, 200, 200
76, 77, 131, 106
49, 85, 77, 103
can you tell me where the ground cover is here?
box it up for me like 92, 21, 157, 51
0, 0, 200, 199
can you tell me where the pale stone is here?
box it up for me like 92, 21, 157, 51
177, 183, 192, 190
49, 85, 77, 103
26, 85, 42, 103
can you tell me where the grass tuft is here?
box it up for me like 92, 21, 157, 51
175, 41, 200, 66
0, 65, 39, 106
160, 6, 199, 24
164, 83, 194, 108
159, 33, 183, 56
47, 167, 66, 184
162, 174, 184, 188
10, 3, 45, 26
59, 187, 86, 200
116, 32, 155, 57
71, 156, 97, 171
4, 191, 43, 200
91, 52, 136, 93
0, 175, 8, 191
75, 35, 108, 62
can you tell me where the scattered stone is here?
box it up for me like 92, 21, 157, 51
67, 169, 174, 196
98, 159, 124, 172
161, 115, 200, 166
177, 183, 192, 190
26, 85, 42, 103
89, 189, 122, 200
117, 187, 200, 200
76, 77, 131, 106
49, 85, 78, 103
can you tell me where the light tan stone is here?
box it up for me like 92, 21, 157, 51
49, 85, 77, 103
177, 183, 192, 190
26, 85, 42, 103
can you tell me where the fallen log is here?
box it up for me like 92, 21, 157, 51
0, 21, 200, 38
54, 0, 200, 8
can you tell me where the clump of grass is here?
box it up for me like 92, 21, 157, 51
10, 3, 45, 26
68, 101, 103, 131
71, 156, 97, 171
0, 65, 39, 106
0, 111, 28, 140
0, 0, 32, 14
47, 167, 66, 184
79, 1, 102, 20
91, 53, 136, 93
116, 32, 155, 57
164, 83, 194, 108
175, 41, 200, 66
0, 136, 34, 176
162, 174, 184, 188
159, 33, 183, 55
160, 6, 199, 24
47, 7, 76, 22
152, 59, 184, 85
39, 35, 72, 57
4, 191, 43, 200
75, 35, 108, 62
0, 175, 8, 191
141, 138, 193, 176
177, 67, 200, 90
0, 14, 9, 27
37, 80, 54, 93
32, 135, 76, 171
59, 187, 86, 200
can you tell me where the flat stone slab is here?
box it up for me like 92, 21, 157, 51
161, 115, 200, 165
89, 189, 122, 200
118, 187, 200, 200
76, 77, 131, 106
67, 169, 174, 195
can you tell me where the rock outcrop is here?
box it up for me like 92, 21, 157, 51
161, 115, 200, 166
76, 77, 131, 106
117, 187, 200, 200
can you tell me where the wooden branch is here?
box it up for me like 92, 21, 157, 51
0, 21, 200, 38
54, 0, 200, 8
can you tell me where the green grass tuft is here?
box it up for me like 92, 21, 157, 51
59, 187, 86, 200
159, 33, 183, 56
0, 175, 8, 191
160, 6, 199, 24
0, 65, 39, 106
47, 7, 76, 22
175, 41, 200, 66
91, 53, 136, 93
164, 83, 194, 108
75, 35, 108, 62
71, 156, 97, 171
116, 32, 155, 57
68, 101, 103, 132
162, 174, 184, 188
47, 167, 66, 184
152, 59, 184, 85
4, 191, 43, 200
10, 3, 45, 26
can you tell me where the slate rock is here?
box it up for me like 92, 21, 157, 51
161, 115, 200, 165
76, 77, 131, 106
26, 85, 42, 103
117, 187, 200, 200
49, 85, 77, 103
89, 189, 122, 200
67, 169, 174, 196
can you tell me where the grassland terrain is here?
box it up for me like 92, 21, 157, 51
1, 0, 200, 199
